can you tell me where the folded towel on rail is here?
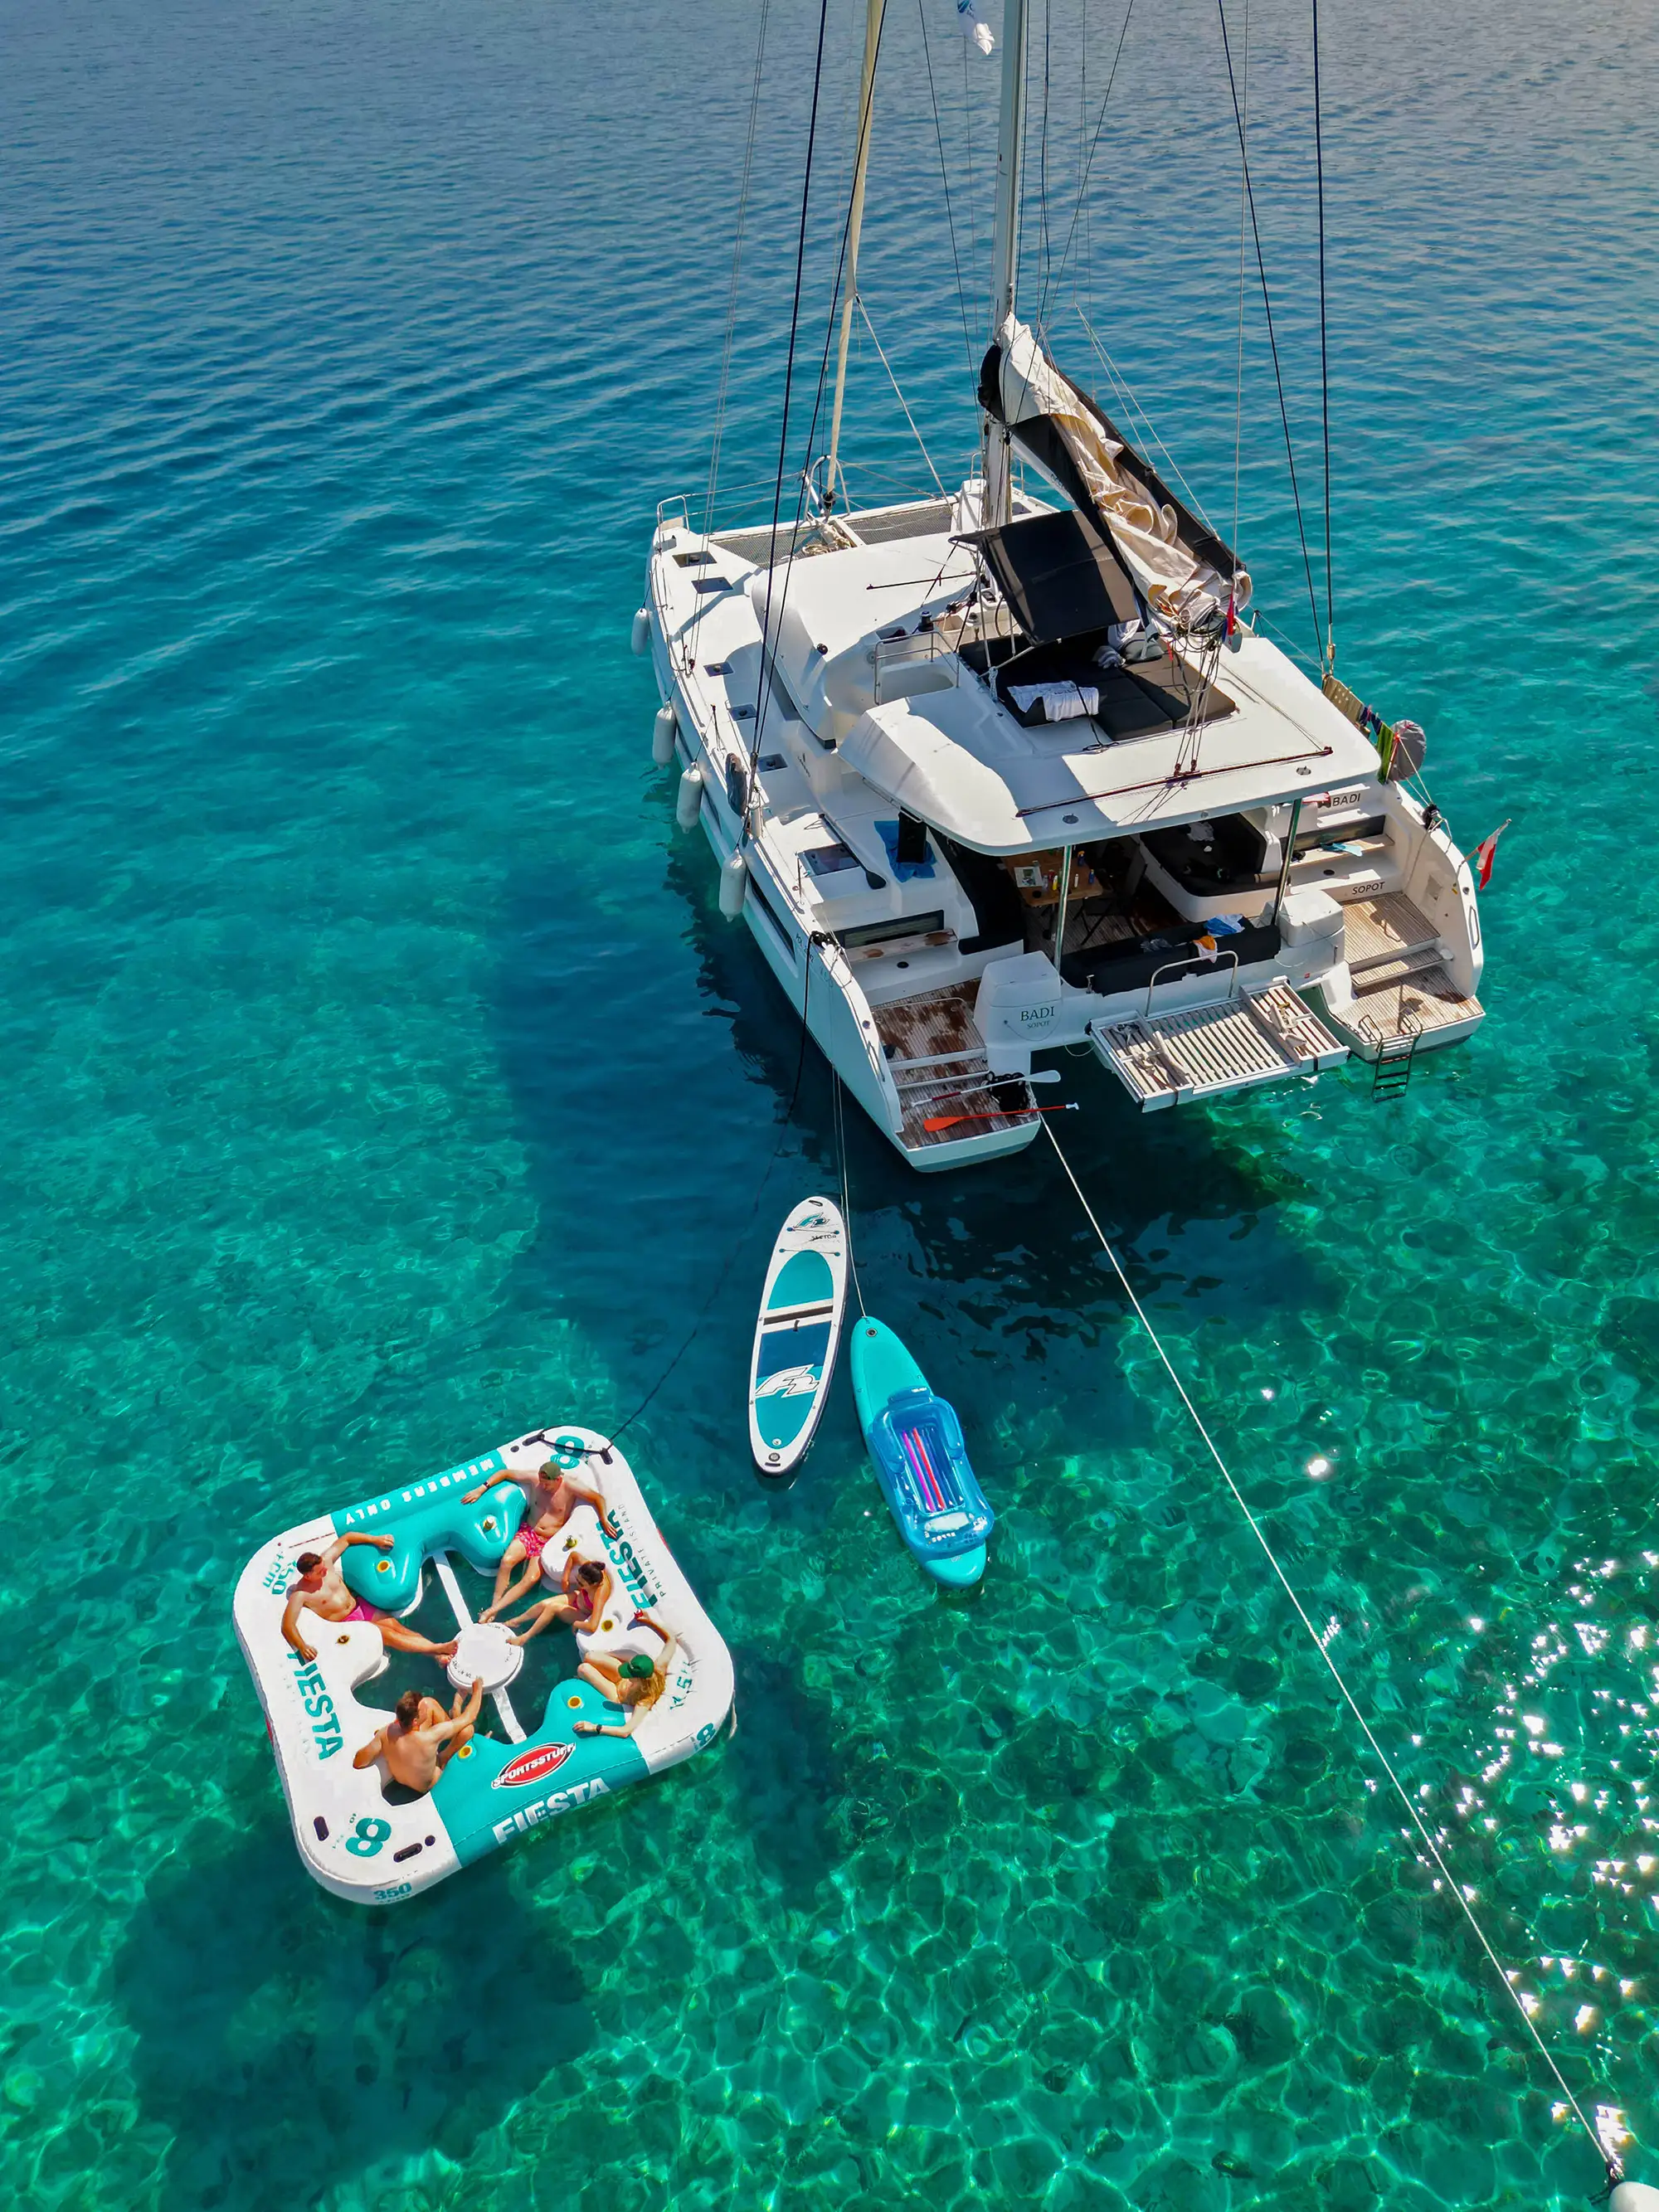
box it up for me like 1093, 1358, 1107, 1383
1008, 681, 1099, 722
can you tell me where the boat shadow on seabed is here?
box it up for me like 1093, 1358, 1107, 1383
490, 832, 1336, 1413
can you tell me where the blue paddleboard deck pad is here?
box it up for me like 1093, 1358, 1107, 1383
748, 1196, 848, 1474
849, 1319, 995, 1581
232, 1426, 733, 1905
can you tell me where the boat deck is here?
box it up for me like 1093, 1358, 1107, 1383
1343, 893, 1482, 1043
873, 984, 1034, 1152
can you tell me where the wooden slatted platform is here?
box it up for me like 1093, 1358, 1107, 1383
873, 984, 1033, 1150
1351, 964, 1484, 1044
1090, 981, 1349, 1112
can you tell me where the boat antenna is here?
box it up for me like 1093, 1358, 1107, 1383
825, 0, 888, 514
985, 0, 1029, 525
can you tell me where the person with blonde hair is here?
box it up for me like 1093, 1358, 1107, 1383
573, 1612, 678, 1739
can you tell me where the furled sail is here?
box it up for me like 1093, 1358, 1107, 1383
978, 316, 1249, 630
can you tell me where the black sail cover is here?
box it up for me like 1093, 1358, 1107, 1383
978, 318, 1248, 628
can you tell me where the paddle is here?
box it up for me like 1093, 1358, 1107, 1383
921, 1102, 1078, 1134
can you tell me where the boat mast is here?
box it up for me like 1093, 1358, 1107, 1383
825, 0, 885, 514
986, 0, 1029, 525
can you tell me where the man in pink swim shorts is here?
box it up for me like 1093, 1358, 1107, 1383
279, 1534, 459, 1667
465, 1455, 619, 1622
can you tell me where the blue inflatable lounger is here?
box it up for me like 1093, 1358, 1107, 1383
850, 1318, 995, 1587
233, 1425, 732, 1904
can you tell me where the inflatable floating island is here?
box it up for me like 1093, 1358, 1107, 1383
234, 1426, 732, 1903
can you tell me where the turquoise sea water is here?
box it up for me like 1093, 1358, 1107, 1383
4, 0, 1659, 2205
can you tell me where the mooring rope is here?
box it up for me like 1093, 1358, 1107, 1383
1040, 1116, 1623, 2188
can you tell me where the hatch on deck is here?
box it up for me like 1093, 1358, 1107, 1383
1089, 980, 1348, 1111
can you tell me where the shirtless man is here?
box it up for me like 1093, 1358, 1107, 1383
501, 1554, 613, 1647
465, 1456, 620, 1622
352, 1678, 484, 1794
573, 1612, 679, 1740
280, 1534, 458, 1665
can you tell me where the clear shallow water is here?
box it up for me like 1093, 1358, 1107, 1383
3, 1, 1658, 2206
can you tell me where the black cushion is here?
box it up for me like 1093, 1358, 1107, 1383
1141, 814, 1271, 892
1063, 919, 1282, 993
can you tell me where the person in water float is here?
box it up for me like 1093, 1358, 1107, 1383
500, 1553, 614, 1647
280, 1535, 460, 1666
352, 1679, 484, 1794
572, 1612, 678, 1738
468, 1457, 620, 1624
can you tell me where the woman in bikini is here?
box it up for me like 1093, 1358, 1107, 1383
572, 1612, 679, 1738
500, 1554, 614, 1647
467, 1457, 620, 1622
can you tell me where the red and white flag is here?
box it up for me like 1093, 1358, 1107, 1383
1472, 819, 1511, 889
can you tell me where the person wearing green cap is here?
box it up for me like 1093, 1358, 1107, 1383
573, 1612, 679, 1739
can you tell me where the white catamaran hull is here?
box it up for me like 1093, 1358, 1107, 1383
640, 494, 1482, 1162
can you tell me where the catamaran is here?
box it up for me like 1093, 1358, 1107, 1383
635, 0, 1486, 1171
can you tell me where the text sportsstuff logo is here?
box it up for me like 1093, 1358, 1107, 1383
492, 1741, 576, 1791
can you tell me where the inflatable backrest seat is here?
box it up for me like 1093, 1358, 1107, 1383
871, 1387, 994, 1553
338, 1452, 527, 1612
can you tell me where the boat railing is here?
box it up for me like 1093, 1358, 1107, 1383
655, 493, 690, 533
872, 627, 954, 702
1145, 947, 1240, 1015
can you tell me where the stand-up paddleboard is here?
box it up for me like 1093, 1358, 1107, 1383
849, 1317, 995, 1587
748, 1197, 848, 1475
233, 1425, 732, 1903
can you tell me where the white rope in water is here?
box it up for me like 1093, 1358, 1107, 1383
1041, 1117, 1621, 2183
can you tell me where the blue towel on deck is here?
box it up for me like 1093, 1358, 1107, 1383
874, 820, 937, 882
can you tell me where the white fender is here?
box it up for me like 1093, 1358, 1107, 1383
1611, 2184, 1659, 2212
718, 850, 748, 918
675, 764, 704, 831
652, 703, 678, 766
630, 607, 651, 655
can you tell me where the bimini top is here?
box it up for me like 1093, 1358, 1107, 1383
837, 631, 1382, 854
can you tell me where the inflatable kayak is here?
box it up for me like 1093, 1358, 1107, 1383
748, 1195, 848, 1475
849, 1318, 995, 1586
233, 1425, 732, 1903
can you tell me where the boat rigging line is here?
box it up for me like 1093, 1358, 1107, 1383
750, 0, 836, 783
916, 0, 978, 370
1215, 0, 1323, 664
1039, 1114, 1626, 2195
855, 295, 946, 493
1312, 0, 1335, 672
1035, 0, 1135, 333
698, 0, 773, 563
746, 0, 888, 791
